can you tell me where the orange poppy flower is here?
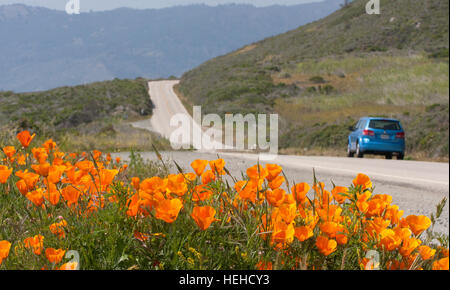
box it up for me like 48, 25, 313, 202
274, 202, 297, 224
192, 184, 213, 202
191, 206, 218, 230
372, 194, 392, 204
47, 165, 66, 184
209, 158, 226, 175
0, 240, 11, 265
16, 153, 27, 165
45, 248, 66, 264
384, 205, 404, 225
155, 198, 183, 223
23, 235, 44, 255
283, 193, 295, 205
319, 189, 333, 206
317, 204, 343, 223
138, 193, 160, 216
366, 199, 388, 217
42, 183, 59, 206
18, 170, 40, 190
31, 162, 50, 177
201, 170, 216, 184
268, 175, 285, 190
17, 130, 35, 148
405, 215, 431, 236
378, 229, 402, 251
26, 188, 45, 207
49, 220, 68, 239
418, 245, 436, 260
313, 182, 325, 194
316, 236, 337, 256
234, 182, 255, 204
356, 191, 372, 213
399, 237, 422, 257
256, 260, 273, 270
167, 174, 187, 197
265, 164, 282, 182
246, 165, 268, 181
0, 165, 12, 184
126, 193, 140, 217
272, 220, 295, 245
105, 152, 111, 162
353, 173, 372, 191
131, 177, 140, 190
91, 149, 102, 161
336, 234, 348, 245
42, 139, 57, 152
331, 186, 348, 204
31, 147, 48, 164
392, 226, 412, 241
191, 159, 208, 176
439, 247, 449, 257
320, 221, 344, 239
266, 188, 286, 207
99, 169, 118, 190
140, 176, 165, 194
52, 151, 65, 164
134, 231, 150, 242
2, 146, 16, 159
184, 172, 197, 182
75, 160, 94, 172
61, 186, 81, 207
366, 217, 390, 236
432, 257, 449, 270
291, 182, 310, 204
58, 262, 78, 270
294, 226, 313, 242
16, 179, 28, 195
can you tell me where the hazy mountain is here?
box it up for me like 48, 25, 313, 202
0, 0, 342, 92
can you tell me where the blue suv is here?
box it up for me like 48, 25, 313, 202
347, 117, 405, 160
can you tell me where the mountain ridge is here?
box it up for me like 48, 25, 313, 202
0, 0, 342, 92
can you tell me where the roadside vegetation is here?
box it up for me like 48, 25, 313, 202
178, 0, 449, 161
0, 131, 448, 270
0, 78, 170, 152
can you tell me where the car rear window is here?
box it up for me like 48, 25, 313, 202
368, 120, 401, 130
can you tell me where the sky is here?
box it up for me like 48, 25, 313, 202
0, 0, 324, 11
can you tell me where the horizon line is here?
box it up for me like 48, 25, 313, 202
0, 0, 329, 12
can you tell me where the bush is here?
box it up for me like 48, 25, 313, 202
309, 76, 326, 84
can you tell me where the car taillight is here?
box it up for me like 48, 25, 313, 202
363, 130, 375, 136
396, 132, 405, 139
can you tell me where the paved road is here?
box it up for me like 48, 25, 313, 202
131, 80, 224, 150
123, 80, 449, 234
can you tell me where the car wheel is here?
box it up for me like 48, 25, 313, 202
356, 142, 363, 158
397, 153, 404, 160
385, 154, 392, 159
347, 143, 354, 157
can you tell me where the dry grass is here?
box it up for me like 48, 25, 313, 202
230, 44, 258, 56
59, 123, 170, 153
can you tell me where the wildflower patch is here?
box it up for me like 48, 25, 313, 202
0, 131, 448, 270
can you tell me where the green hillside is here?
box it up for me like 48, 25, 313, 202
178, 0, 449, 160
0, 78, 169, 152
